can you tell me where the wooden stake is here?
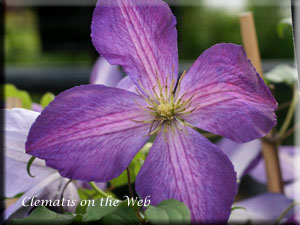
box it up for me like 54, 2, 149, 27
261, 139, 284, 193
239, 12, 263, 76
239, 12, 284, 193
5, 97, 22, 108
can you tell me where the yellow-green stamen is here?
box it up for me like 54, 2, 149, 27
134, 70, 195, 137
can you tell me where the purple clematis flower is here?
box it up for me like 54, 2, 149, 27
250, 146, 300, 184
25, 0, 277, 223
217, 138, 262, 180
4, 108, 79, 220
229, 193, 294, 224
219, 137, 300, 188
219, 138, 300, 224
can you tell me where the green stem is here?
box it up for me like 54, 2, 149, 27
126, 168, 134, 199
278, 122, 300, 141
89, 182, 111, 199
278, 85, 298, 138
275, 201, 299, 225
26, 156, 36, 178
126, 168, 145, 225
60, 179, 72, 213
276, 101, 291, 111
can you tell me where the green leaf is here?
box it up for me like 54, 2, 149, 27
99, 201, 140, 225
231, 206, 246, 212
110, 143, 152, 188
265, 64, 298, 86
277, 18, 292, 38
26, 156, 36, 177
75, 201, 88, 215
82, 198, 120, 222
6, 192, 24, 199
10, 206, 75, 225
145, 199, 191, 225
40, 92, 55, 108
4, 84, 32, 109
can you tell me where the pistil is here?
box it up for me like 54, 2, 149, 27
133, 70, 196, 136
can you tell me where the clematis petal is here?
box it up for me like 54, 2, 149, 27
135, 126, 237, 223
5, 109, 57, 198
5, 108, 39, 142
286, 209, 300, 225
229, 193, 293, 224
90, 57, 123, 86
217, 138, 261, 179
5, 108, 39, 153
4, 109, 79, 220
91, 0, 178, 95
5, 176, 79, 220
37, 178, 80, 213
31, 103, 43, 112
178, 43, 277, 143
5, 156, 56, 198
250, 146, 300, 183
116, 76, 136, 93
4, 173, 61, 220
26, 85, 152, 182
285, 180, 300, 200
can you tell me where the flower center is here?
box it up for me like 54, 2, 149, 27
133, 70, 196, 137
157, 102, 174, 120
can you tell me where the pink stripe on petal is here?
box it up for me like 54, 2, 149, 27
91, 0, 178, 95
178, 43, 277, 143
26, 85, 152, 182
136, 126, 237, 224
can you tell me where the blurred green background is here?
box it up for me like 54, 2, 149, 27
5, 0, 294, 68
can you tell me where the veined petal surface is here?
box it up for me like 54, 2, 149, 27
178, 43, 277, 143
136, 126, 237, 224
26, 85, 152, 182
91, 0, 178, 95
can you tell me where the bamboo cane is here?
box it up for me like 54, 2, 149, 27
5, 97, 22, 108
239, 12, 284, 193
